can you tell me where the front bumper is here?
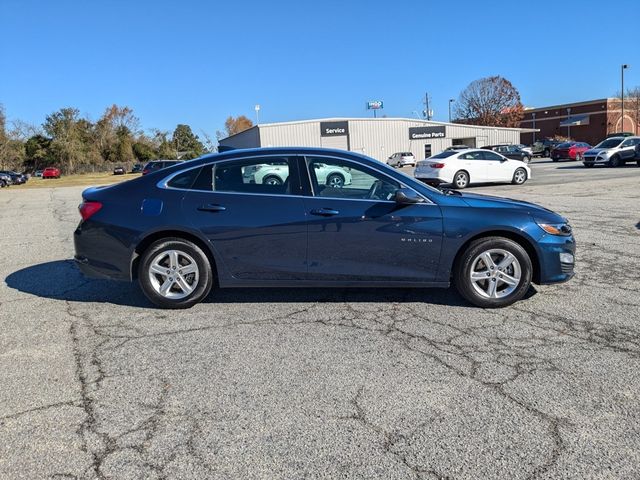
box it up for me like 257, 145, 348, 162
536, 233, 576, 284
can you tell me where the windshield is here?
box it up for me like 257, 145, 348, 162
595, 138, 623, 148
430, 151, 458, 159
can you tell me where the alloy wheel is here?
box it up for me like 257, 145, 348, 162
454, 172, 468, 188
513, 169, 527, 184
469, 249, 521, 299
148, 249, 200, 300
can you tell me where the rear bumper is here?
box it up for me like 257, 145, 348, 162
74, 220, 136, 282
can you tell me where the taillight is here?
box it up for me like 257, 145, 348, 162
79, 201, 102, 221
142, 169, 149, 175
430, 163, 445, 168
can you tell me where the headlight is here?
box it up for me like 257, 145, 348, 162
538, 222, 572, 236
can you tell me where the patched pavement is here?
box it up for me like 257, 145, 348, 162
1, 165, 639, 479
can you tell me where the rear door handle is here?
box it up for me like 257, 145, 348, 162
197, 204, 226, 212
310, 208, 340, 217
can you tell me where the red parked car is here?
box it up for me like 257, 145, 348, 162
42, 167, 61, 179
551, 142, 591, 161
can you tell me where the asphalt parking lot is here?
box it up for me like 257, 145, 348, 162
1, 160, 640, 479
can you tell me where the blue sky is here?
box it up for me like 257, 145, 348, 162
1, 0, 638, 138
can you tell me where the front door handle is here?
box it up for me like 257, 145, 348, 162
310, 208, 339, 217
197, 204, 226, 212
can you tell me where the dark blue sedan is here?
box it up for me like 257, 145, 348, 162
74, 147, 575, 309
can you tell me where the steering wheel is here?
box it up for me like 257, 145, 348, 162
366, 180, 383, 199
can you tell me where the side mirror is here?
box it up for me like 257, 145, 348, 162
394, 188, 425, 204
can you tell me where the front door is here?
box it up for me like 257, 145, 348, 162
302, 156, 443, 282
482, 150, 511, 182
179, 156, 308, 281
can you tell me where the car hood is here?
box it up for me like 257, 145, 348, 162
583, 147, 611, 155
458, 192, 566, 223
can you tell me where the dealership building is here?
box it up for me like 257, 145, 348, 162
218, 118, 536, 162
519, 98, 640, 146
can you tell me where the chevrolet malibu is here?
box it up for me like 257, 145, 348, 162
414, 149, 531, 189
74, 147, 575, 309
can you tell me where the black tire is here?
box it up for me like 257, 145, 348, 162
262, 175, 283, 186
454, 237, 533, 308
326, 173, 345, 188
544, 149, 550, 157
552, 158, 558, 162
637, 160, 640, 167
584, 163, 594, 168
452, 170, 469, 189
608, 155, 621, 167
512, 167, 527, 185
138, 237, 214, 309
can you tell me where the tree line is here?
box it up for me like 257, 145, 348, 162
0, 105, 255, 174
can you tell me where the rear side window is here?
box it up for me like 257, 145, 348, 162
166, 167, 203, 189
213, 157, 299, 195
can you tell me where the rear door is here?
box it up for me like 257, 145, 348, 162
301, 155, 443, 282
178, 155, 309, 282
458, 150, 488, 183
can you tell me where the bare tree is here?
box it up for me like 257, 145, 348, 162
224, 115, 254, 137
454, 76, 524, 127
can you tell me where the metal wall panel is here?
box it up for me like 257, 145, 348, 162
218, 118, 532, 162
218, 127, 261, 149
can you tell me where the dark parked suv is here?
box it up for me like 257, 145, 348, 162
532, 139, 563, 157
142, 160, 182, 175
483, 145, 532, 163
74, 147, 575, 310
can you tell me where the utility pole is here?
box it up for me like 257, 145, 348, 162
424, 92, 431, 120
448, 99, 455, 122
621, 65, 629, 132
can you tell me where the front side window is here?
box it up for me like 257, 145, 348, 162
481, 151, 504, 161
306, 157, 400, 201
213, 156, 298, 195
621, 138, 640, 147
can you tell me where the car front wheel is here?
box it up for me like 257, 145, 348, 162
512, 167, 527, 185
455, 237, 533, 308
139, 238, 214, 309
326, 173, 345, 188
608, 155, 621, 167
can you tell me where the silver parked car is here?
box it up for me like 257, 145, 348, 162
387, 152, 416, 168
581, 136, 640, 167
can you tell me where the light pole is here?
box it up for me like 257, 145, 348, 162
532, 112, 536, 144
567, 107, 572, 139
448, 99, 455, 122
254, 104, 260, 125
621, 64, 629, 132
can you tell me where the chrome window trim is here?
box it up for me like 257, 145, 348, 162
157, 152, 435, 205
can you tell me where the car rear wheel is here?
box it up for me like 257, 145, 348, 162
455, 237, 533, 308
452, 170, 469, 189
512, 167, 527, 185
139, 238, 213, 309
544, 149, 550, 157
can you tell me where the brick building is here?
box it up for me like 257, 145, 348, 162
520, 98, 640, 146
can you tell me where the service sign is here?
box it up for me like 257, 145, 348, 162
366, 101, 383, 110
320, 121, 349, 137
409, 125, 446, 140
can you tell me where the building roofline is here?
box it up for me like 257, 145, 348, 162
524, 98, 611, 113
221, 117, 534, 135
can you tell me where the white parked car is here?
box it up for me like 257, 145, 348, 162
414, 149, 531, 189
243, 162, 352, 187
387, 152, 416, 168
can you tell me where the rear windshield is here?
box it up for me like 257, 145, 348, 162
595, 138, 623, 148
556, 143, 571, 148
430, 151, 458, 159
402, 152, 413, 156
